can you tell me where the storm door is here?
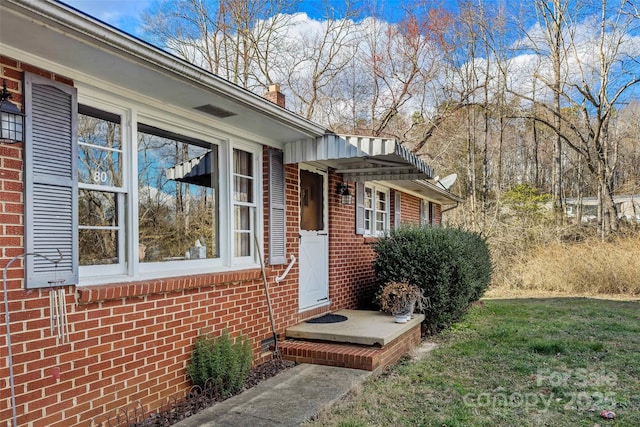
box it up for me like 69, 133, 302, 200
298, 166, 329, 310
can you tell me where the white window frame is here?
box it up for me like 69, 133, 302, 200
419, 199, 439, 227
363, 184, 390, 236
420, 199, 429, 226
231, 143, 261, 265
77, 91, 263, 285
77, 101, 129, 279
135, 118, 225, 277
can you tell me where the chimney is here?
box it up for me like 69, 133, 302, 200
264, 84, 286, 108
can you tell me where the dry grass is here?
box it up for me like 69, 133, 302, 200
490, 234, 640, 297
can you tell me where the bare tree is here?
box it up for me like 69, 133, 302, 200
535, 0, 571, 226
281, 1, 360, 122
531, 0, 640, 235
143, 0, 299, 90
365, 4, 445, 138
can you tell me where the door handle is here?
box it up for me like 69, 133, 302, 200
317, 232, 328, 236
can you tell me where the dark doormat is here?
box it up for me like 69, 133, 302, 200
305, 313, 348, 324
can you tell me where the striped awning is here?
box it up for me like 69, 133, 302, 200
166, 152, 214, 187
284, 134, 433, 182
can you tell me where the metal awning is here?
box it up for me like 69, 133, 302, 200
166, 152, 214, 187
284, 134, 433, 182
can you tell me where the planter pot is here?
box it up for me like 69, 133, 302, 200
394, 313, 411, 323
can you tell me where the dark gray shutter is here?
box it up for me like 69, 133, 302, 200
394, 191, 401, 228
268, 149, 286, 265
355, 182, 365, 235
24, 73, 78, 288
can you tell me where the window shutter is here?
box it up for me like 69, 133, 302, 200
394, 191, 401, 228
268, 149, 286, 265
355, 182, 365, 235
24, 73, 78, 288
428, 201, 437, 226
431, 202, 439, 227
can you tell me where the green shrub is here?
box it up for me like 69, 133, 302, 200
373, 224, 492, 331
186, 329, 253, 396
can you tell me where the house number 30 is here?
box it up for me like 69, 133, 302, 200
93, 170, 109, 184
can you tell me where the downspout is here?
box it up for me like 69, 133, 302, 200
441, 202, 459, 214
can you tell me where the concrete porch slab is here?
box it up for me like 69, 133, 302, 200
285, 309, 425, 346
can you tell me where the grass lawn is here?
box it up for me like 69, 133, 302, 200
309, 298, 640, 427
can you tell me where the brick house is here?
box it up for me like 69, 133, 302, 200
0, 1, 461, 426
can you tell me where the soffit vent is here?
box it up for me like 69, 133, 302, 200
194, 104, 237, 118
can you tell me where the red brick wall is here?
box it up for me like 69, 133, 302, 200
0, 58, 306, 427
399, 191, 421, 224
267, 163, 302, 328
1, 271, 292, 426
326, 179, 434, 311
261, 149, 301, 330
327, 174, 377, 310
391, 188, 444, 227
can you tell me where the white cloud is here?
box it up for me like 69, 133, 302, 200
61, 0, 152, 35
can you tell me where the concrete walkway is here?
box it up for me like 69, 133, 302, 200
171, 364, 371, 427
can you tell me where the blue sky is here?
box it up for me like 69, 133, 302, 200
62, 0, 154, 37
61, 0, 416, 39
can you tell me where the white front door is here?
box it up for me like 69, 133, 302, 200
298, 166, 329, 311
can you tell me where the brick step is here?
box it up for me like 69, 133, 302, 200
278, 322, 421, 372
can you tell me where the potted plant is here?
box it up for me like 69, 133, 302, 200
377, 281, 424, 323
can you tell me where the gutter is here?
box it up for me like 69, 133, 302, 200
4, 0, 327, 138
413, 179, 464, 204
441, 202, 460, 213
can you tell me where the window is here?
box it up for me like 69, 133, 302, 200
36, 88, 266, 285
420, 199, 438, 226
77, 114, 262, 281
363, 185, 389, 236
137, 124, 219, 263
233, 148, 255, 258
420, 199, 429, 225
77, 106, 126, 274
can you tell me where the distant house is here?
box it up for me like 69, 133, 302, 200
0, 1, 461, 426
564, 195, 640, 223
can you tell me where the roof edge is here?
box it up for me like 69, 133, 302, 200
5, 0, 327, 137
413, 180, 464, 204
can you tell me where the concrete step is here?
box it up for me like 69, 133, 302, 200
281, 310, 423, 372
